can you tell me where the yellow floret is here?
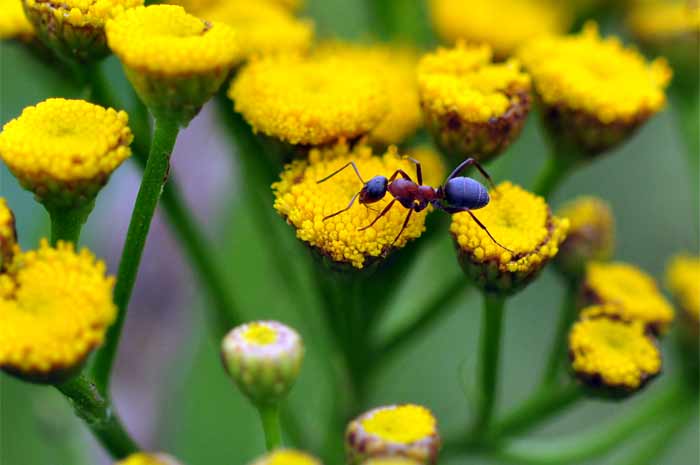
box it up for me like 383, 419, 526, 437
251, 450, 321, 465
243, 322, 279, 346
628, 1, 700, 38
518, 22, 672, 125
429, 0, 571, 58
106, 5, 239, 76
666, 254, 700, 324
570, 308, 661, 390
450, 182, 569, 273
360, 405, 437, 445
230, 53, 388, 146
0, 98, 132, 188
559, 196, 614, 236
418, 42, 531, 123
273, 144, 434, 268
0, 240, 116, 380
24, 0, 143, 27
0, 198, 17, 268
199, 0, 313, 61
585, 261, 674, 332
0, 0, 34, 39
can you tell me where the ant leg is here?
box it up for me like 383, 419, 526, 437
323, 192, 360, 221
404, 157, 423, 185
391, 208, 414, 245
317, 161, 365, 185
358, 199, 397, 231
445, 158, 496, 189
388, 169, 413, 182
464, 210, 514, 253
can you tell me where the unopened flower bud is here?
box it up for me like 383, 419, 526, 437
115, 453, 184, 465
249, 449, 322, 465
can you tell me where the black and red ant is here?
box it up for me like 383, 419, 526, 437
317, 157, 513, 251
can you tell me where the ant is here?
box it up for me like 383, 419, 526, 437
316, 157, 513, 251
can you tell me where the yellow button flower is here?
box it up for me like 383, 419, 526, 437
23, 0, 143, 62
0, 98, 132, 209
106, 5, 239, 124
273, 143, 443, 269
199, 0, 313, 62
346, 404, 441, 465
570, 307, 661, 394
518, 22, 672, 156
450, 182, 569, 295
115, 453, 183, 465
418, 42, 531, 163
229, 52, 389, 146
0, 198, 17, 270
250, 449, 322, 465
666, 254, 700, 325
429, 0, 571, 58
583, 261, 675, 333
555, 196, 615, 279
0, 240, 116, 383
0, 0, 34, 40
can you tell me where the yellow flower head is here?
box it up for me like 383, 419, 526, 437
115, 453, 183, 465
229, 52, 389, 146
0, 198, 17, 270
0, 98, 132, 209
555, 196, 614, 278
666, 254, 700, 325
450, 182, 569, 295
0, 240, 116, 383
583, 261, 674, 333
418, 42, 531, 162
0, 0, 34, 40
23, 0, 143, 62
199, 0, 313, 62
518, 22, 672, 156
346, 404, 441, 465
273, 143, 445, 269
429, 0, 571, 58
250, 449, 322, 465
106, 5, 239, 124
570, 307, 661, 393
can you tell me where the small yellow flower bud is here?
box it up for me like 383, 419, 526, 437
115, 453, 183, 465
249, 449, 322, 465
666, 254, 700, 334
0, 0, 34, 40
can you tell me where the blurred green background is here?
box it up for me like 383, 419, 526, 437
1, 1, 698, 464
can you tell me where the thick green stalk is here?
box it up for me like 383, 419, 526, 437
91, 117, 180, 392
470, 293, 506, 438
56, 374, 139, 458
533, 152, 577, 199
539, 279, 580, 388
257, 404, 283, 451
47, 201, 95, 245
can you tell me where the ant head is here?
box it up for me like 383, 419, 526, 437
444, 177, 490, 210
360, 176, 388, 204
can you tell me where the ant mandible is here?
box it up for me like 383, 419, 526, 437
316, 157, 513, 251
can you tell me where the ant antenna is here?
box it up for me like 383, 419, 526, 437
317, 161, 365, 185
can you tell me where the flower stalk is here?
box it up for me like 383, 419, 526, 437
533, 142, 578, 199
258, 403, 283, 451
47, 201, 95, 245
539, 279, 580, 388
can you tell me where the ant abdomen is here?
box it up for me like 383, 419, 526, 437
444, 177, 490, 210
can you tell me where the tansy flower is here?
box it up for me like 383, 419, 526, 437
106, 5, 239, 125
115, 453, 183, 465
0, 0, 34, 40
0, 198, 17, 270
429, 0, 571, 58
0, 98, 132, 210
249, 449, 322, 465
666, 255, 700, 326
450, 182, 569, 295
555, 196, 614, 279
0, 240, 116, 383
273, 144, 440, 269
222, 320, 304, 406
582, 261, 675, 333
346, 404, 441, 465
22, 0, 142, 62
418, 42, 531, 163
569, 306, 661, 395
199, 0, 313, 62
229, 53, 388, 146
518, 22, 672, 157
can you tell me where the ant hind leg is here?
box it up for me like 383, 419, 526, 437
358, 199, 397, 231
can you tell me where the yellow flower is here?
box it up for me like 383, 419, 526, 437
555, 196, 614, 278
583, 261, 674, 333
418, 42, 531, 162
450, 182, 569, 295
115, 453, 183, 465
346, 404, 441, 465
250, 449, 322, 465
229, 52, 388, 146
0, 240, 116, 383
106, 5, 239, 124
429, 0, 571, 58
666, 254, 700, 325
199, 0, 313, 61
570, 306, 661, 393
518, 22, 672, 156
0, 98, 132, 209
23, 0, 143, 62
0, 0, 34, 40
273, 143, 439, 269
0, 198, 17, 270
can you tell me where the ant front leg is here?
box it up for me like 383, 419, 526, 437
404, 157, 423, 185
391, 208, 413, 245
358, 199, 397, 231
388, 169, 413, 183
445, 158, 496, 190
323, 192, 360, 221
317, 161, 365, 185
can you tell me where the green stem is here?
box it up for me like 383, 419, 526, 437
539, 279, 580, 389
533, 152, 577, 199
369, 0, 434, 45
46, 201, 95, 245
257, 403, 283, 451
470, 293, 506, 438
56, 374, 139, 458
91, 116, 180, 392
496, 381, 691, 465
